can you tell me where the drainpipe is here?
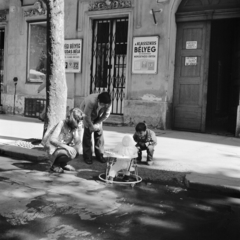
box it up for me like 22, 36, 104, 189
13, 77, 18, 115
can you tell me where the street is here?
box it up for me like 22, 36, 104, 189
0, 155, 240, 240
1, 1, 240, 240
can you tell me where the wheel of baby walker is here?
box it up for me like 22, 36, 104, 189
98, 173, 142, 185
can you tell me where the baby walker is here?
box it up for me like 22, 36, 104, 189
99, 135, 143, 187
98, 154, 142, 187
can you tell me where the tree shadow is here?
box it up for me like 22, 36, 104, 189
1, 161, 240, 240
13, 162, 49, 172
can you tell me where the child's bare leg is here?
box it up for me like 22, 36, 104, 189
50, 148, 75, 172
147, 146, 154, 165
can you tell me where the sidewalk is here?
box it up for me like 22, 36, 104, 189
1, 114, 240, 197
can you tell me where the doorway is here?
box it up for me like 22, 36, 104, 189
90, 17, 128, 115
206, 19, 240, 136
172, 21, 210, 132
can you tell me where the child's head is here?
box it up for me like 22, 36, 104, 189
135, 122, 147, 137
98, 92, 111, 108
66, 108, 85, 130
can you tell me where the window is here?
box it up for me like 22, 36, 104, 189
27, 21, 47, 83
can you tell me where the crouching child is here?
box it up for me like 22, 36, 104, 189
42, 108, 85, 173
133, 122, 157, 166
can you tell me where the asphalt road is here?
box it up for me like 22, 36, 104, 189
0, 155, 240, 240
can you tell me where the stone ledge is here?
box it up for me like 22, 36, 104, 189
0, 145, 48, 161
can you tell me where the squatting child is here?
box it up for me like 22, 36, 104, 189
133, 122, 157, 165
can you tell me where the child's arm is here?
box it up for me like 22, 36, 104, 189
133, 134, 145, 146
72, 125, 83, 155
146, 130, 157, 147
133, 134, 143, 149
133, 133, 138, 143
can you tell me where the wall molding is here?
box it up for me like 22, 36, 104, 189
135, 0, 142, 29
89, 0, 132, 11
77, 0, 84, 32
178, 0, 240, 12
24, 0, 47, 17
0, 10, 8, 22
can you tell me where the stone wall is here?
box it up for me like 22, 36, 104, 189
0, 0, 183, 129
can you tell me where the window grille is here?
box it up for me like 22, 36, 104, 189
24, 98, 46, 118
90, 18, 128, 115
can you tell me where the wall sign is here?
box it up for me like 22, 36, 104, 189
65, 39, 82, 73
186, 41, 197, 49
185, 57, 197, 66
132, 36, 159, 74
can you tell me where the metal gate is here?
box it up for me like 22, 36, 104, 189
90, 18, 128, 115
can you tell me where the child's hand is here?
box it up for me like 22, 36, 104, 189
93, 123, 100, 131
138, 142, 146, 148
147, 145, 154, 151
146, 140, 154, 147
65, 146, 77, 159
136, 146, 141, 151
89, 124, 100, 132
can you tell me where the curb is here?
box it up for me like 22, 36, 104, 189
1, 143, 240, 198
0, 143, 186, 186
184, 173, 240, 198
0, 144, 48, 161
137, 165, 186, 186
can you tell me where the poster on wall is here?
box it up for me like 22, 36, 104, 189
185, 57, 198, 66
132, 36, 159, 74
65, 39, 82, 73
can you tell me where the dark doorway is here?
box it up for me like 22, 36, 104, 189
206, 19, 239, 136
90, 18, 128, 115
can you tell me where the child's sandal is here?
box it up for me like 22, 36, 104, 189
62, 165, 75, 171
50, 165, 64, 173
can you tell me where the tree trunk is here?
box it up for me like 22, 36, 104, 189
43, 0, 67, 135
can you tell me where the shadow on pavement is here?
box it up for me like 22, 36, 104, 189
13, 162, 49, 172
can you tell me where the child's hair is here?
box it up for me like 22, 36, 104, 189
98, 92, 111, 104
66, 108, 85, 130
135, 122, 147, 132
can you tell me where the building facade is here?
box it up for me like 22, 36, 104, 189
0, 0, 240, 136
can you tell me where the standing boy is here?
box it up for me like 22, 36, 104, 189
133, 122, 157, 165
80, 92, 112, 164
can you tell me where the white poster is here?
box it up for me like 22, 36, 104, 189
186, 41, 197, 49
65, 39, 82, 73
132, 36, 159, 74
185, 57, 198, 66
